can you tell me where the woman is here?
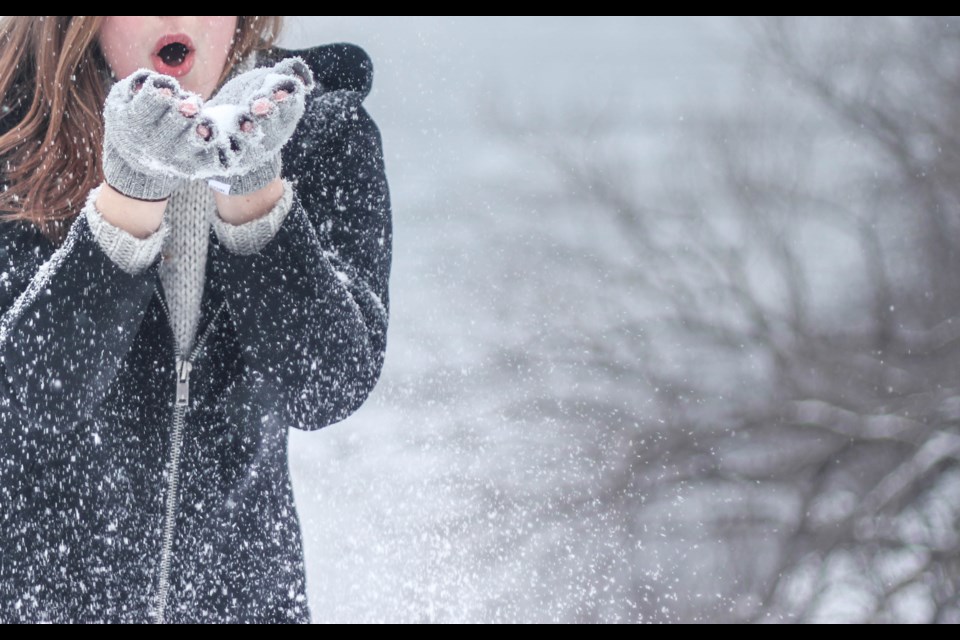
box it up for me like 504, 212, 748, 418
0, 16, 392, 623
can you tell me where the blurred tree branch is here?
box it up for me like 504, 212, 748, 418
479, 16, 960, 623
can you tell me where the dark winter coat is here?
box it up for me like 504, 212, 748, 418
0, 42, 392, 623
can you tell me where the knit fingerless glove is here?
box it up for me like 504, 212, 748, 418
196, 57, 317, 196
102, 70, 212, 201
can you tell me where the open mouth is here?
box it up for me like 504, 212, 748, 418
158, 42, 190, 66
151, 34, 195, 78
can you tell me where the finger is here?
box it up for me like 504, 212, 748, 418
271, 57, 315, 92
179, 101, 199, 117
196, 122, 213, 141
251, 97, 273, 117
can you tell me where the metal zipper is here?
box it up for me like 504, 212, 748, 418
148, 283, 226, 624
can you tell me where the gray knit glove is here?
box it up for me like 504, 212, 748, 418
197, 57, 317, 196
102, 69, 213, 201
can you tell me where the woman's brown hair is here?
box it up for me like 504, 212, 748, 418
0, 16, 284, 246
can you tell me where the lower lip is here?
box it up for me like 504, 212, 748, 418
151, 49, 195, 78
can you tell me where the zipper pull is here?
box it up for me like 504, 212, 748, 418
176, 359, 193, 407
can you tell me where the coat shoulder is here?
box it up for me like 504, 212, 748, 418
255, 42, 374, 103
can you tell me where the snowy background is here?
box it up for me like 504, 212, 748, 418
279, 17, 960, 623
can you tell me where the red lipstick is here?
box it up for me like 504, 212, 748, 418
151, 33, 195, 78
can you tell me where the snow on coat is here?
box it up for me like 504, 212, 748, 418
0, 42, 393, 623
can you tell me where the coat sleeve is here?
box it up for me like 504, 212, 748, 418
0, 187, 163, 435
207, 95, 392, 431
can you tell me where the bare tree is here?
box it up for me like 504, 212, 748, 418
476, 16, 960, 623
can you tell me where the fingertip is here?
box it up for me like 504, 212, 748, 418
251, 97, 273, 117
179, 101, 199, 117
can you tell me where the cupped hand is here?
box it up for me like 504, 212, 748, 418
102, 69, 217, 200
193, 57, 317, 195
